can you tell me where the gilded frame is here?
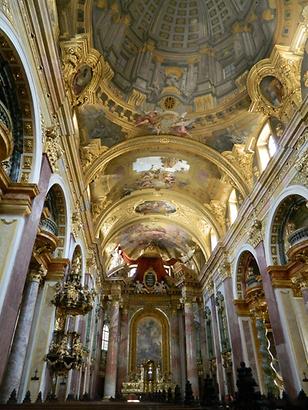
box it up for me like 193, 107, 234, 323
129, 308, 170, 375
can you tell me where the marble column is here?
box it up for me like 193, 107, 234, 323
104, 299, 120, 398
178, 308, 186, 396
183, 292, 199, 399
223, 278, 243, 377
0, 155, 52, 384
198, 303, 208, 376
117, 307, 129, 392
170, 307, 181, 386
91, 306, 104, 399
210, 295, 225, 400
0, 267, 46, 403
256, 242, 298, 397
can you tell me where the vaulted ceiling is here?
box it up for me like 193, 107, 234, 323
55, 0, 305, 274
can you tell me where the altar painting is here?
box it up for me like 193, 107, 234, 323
136, 317, 162, 366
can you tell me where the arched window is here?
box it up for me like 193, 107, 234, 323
256, 122, 277, 172
228, 189, 238, 225
101, 324, 109, 351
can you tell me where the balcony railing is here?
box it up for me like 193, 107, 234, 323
288, 226, 308, 247
39, 217, 58, 236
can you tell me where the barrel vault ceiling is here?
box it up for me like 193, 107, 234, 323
54, 0, 305, 273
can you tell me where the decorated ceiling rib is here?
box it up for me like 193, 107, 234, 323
56, 0, 305, 273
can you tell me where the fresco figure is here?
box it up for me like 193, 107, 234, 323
72, 65, 93, 95
259, 76, 284, 107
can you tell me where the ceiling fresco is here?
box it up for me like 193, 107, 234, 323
77, 104, 125, 147
104, 220, 205, 272
55, 0, 307, 276
92, 0, 276, 109
90, 151, 232, 208
135, 200, 176, 215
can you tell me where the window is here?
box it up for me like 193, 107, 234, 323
101, 324, 109, 351
257, 122, 277, 172
228, 189, 238, 225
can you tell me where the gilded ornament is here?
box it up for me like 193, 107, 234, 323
71, 205, 83, 239
44, 125, 64, 171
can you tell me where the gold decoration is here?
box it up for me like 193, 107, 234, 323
222, 144, 254, 188
71, 204, 83, 239
44, 124, 64, 172
80, 139, 109, 169
204, 200, 226, 230
45, 331, 88, 373
60, 36, 104, 106
247, 219, 263, 247
247, 45, 302, 122
29, 265, 47, 283
127, 89, 146, 108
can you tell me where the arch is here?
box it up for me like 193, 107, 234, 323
69, 241, 87, 283
129, 307, 170, 376
0, 13, 43, 183
44, 183, 68, 259
264, 185, 308, 266
232, 244, 260, 299
85, 136, 250, 198
47, 174, 73, 258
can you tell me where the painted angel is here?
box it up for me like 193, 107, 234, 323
135, 110, 161, 134
170, 112, 195, 137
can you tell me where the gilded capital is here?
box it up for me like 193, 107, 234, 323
29, 265, 47, 283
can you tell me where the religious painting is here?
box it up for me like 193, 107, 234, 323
259, 76, 284, 107
77, 104, 125, 147
135, 200, 176, 215
72, 64, 93, 95
136, 317, 162, 366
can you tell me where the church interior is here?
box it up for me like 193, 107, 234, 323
0, 0, 308, 408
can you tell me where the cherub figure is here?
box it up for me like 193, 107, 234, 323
135, 111, 161, 134
170, 112, 195, 137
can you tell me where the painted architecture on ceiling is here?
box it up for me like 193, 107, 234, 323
0, 0, 307, 406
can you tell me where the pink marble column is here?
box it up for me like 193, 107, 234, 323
256, 242, 297, 397
0, 269, 44, 403
223, 278, 243, 370
91, 306, 104, 399
0, 155, 51, 384
117, 307, 129, 392
104, 300, 120, 398
301, 287, 308, 312
170, 308, 181, 386
183, 299, 199, 399
210, 295, 225, 399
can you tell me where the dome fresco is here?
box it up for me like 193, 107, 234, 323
93, 0, 276, 107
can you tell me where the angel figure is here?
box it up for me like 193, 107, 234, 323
170, 112, 195, 137
135, 110, 161, 134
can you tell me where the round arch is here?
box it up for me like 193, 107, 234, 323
129, 307, 170, 376
48, 174, 73, 258
264, 185, 308, 266
0, 13, 43, 183
232, 243, 260, 299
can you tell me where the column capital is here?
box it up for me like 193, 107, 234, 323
28, 265, 47, 283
